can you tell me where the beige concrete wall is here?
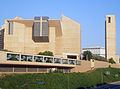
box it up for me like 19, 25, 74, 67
62, 15, 81, 55
0, 51, 7, 62
4, 22, 25, 53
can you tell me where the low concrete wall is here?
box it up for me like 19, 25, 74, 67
71, 60, 120, 73
110, 64, 120, 68
71, 60, 91, 72
94, 60, 110, 68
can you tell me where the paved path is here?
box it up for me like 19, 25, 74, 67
91, 81, 120, 89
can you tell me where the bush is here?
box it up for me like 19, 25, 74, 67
108, 58, 116, 64
38, 51, 53, 56
93, 55, 106, 61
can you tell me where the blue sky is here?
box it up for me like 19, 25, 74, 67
0, 0, 120, 54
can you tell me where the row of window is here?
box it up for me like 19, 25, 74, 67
7, 53, 81, 65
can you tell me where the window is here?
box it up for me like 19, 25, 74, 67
21, 55, 27, 61
69, 60, 75, 65
44, 57, 53, 63
9, 22, 13, 34
108, 17, 111, 23
76, 60, 81, 65
67, 55, 77, 59
28, 55, 32, 62
34, 56, 43, 62
7, 53, 19, 61
62, 59, 68, 64
54, 58, 61, 64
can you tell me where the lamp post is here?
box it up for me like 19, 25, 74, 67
18, 82, 45, 89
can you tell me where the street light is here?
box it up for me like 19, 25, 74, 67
18, 82, 45, 89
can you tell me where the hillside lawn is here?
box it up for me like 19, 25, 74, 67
0, 67, 120, 89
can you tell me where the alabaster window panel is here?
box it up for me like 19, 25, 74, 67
8, 22, 13, 34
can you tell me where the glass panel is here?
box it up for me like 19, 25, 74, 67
7, 53, 19, 61
9, 22, 13, 34
44, 57, 53, 63
34, 22, 40, 36
34, 56, 43, 62
42, 22, 48, 36
21, 55, 27, 61
62, 59, 68, 64
69, 60, 75, 65
28, 55, 32, 62
76, 60, 81, 65
54, 58, 61, 64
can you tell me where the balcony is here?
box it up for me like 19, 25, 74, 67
0, 51, 81, 68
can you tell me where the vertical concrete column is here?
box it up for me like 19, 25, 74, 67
61, 59, 62, 64
19, 54, 21, 61
77, 55, 79, 60
43, 56, 44, 63
32, 55, 34, 62
26, 67, 28, 73
37, 67, 39, 73
13, 66, 14, 72
53, 57, 54, 63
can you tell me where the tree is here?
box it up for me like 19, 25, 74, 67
38, 51, 53, 56
108, 58, 116, 64
83, 51, 93, 61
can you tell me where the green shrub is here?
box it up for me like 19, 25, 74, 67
108, 58, 116, 64
38, 51, 53, 56
93, 55, 106, 62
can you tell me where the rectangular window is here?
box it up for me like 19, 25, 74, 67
62, 59, 68, 64
34, 22, 40, 36
34, 17, 40, 20
21, 55, 27, 61
67, 55, 77, 59
7, 53, 19, 61
42, 22, 48, 36
34, 56, 43, 62
69, 60, 75, 65
108, 17, 111, 23
54, 58, 61, 64
42, 17, 49, 20
9, 22, 13, 34
44, 57, 53, 63
76, 60, 81, 65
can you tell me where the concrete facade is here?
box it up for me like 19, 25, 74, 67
1, 15, 81, 59
105, 15, 119, 63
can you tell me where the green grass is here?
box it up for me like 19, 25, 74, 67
0, 68, 120, 89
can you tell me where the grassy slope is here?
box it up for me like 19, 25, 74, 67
0, 68, 120, 89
